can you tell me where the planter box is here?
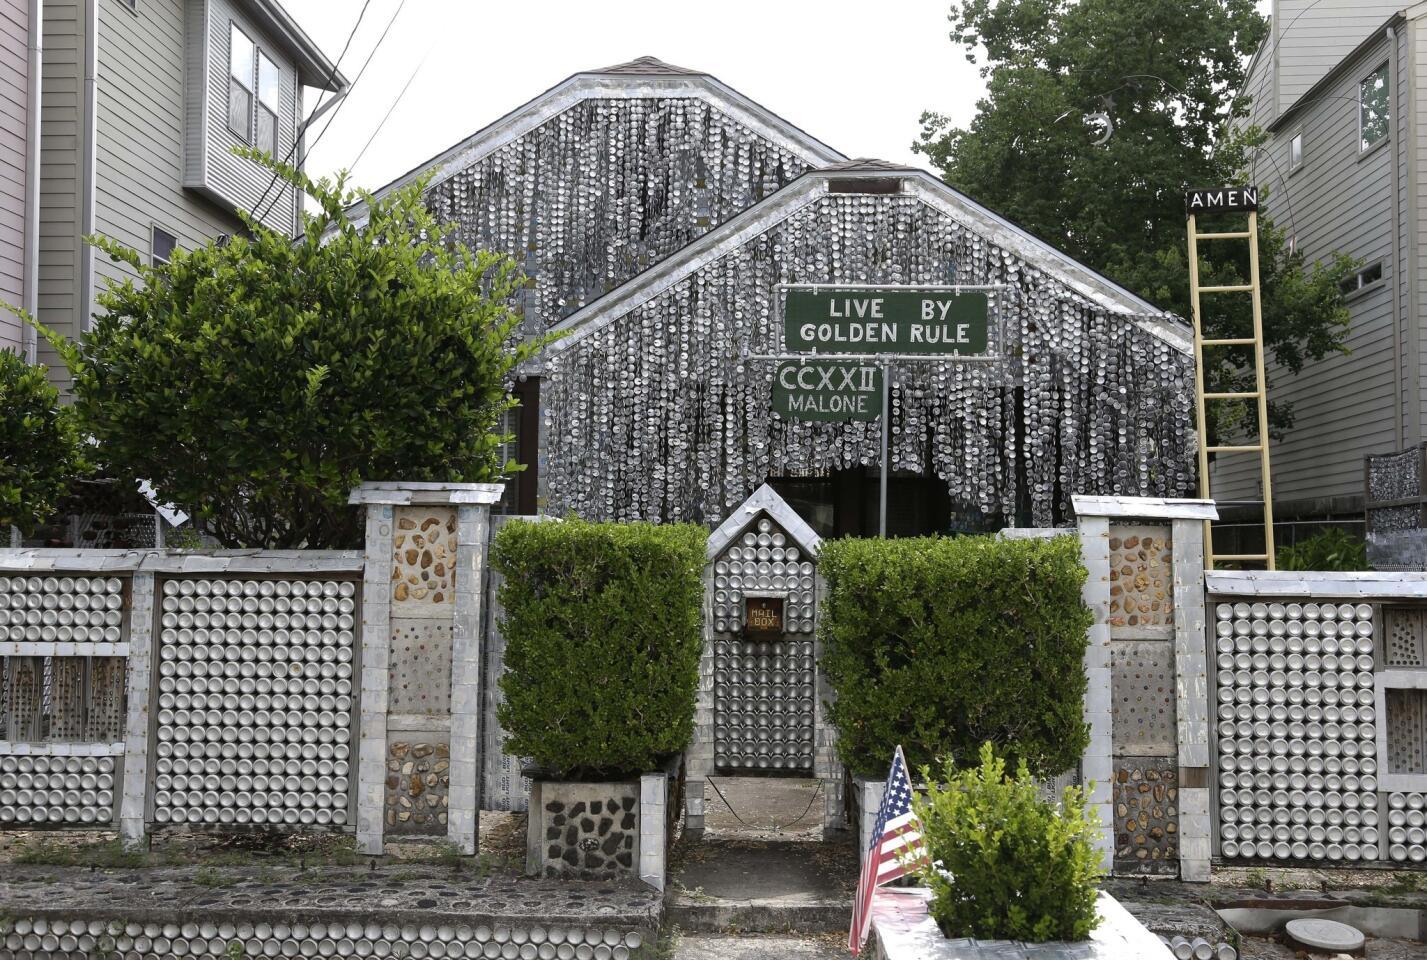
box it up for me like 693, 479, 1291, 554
525, 757, 682, 889
870, 888, 1172, 959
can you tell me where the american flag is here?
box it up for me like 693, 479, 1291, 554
849, 745, 930, 955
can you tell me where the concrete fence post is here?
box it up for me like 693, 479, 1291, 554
350, 482, 504, 857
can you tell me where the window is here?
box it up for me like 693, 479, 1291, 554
228, 24, 255, 141
1340, 261, 1384, 296
151, 227, 177, 268
1289, 133, 1303, 171
1360, 62, 1390, 152
256, 53, 281, 157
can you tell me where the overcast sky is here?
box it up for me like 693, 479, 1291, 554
280, 0, 986, 195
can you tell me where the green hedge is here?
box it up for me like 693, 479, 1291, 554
819, 533, 1092, 778
493, 518, 707, 779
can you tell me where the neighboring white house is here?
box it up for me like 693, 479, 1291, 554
0, 0, 346, 389
1222, 1, 1427, 547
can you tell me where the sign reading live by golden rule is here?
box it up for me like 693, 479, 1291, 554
783, 288, 990, 356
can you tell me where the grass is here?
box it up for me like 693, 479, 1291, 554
11, 838, 145, 869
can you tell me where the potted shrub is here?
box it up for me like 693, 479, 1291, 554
868, 744, 1170, 958
818, 533, 1092, 843
492, 518, 705, 883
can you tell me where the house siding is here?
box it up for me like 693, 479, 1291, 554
1214, 29, 1404, 510
0, 0, 27, 354
1273, 0, 1401, 116
36, 0, 83, 389
93, 0, 240, 304
189, 0, 299, 235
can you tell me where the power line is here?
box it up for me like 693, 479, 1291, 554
249, 0, 372, 224
349, 43, 433, 173
257, 0, 410, 223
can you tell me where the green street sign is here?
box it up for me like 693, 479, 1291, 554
772, 361, 883, 422
784, 288, 990, 356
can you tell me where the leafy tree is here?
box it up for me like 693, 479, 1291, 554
916, 0, 1355, 441
0, 351, 87, 536
25, 152, 538, 548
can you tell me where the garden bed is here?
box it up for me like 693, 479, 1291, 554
870, 888, 1172, 959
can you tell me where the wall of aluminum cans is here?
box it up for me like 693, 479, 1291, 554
0, 574, 128, 828
0, 574, 125, 644
0, 753, 118, 827
425, 97, 811, 333
0, 917, 647, 959
543, 194, 1195, 527
151, 577, 357, 828
710, 515, 816, 773
1212, 599, 1383, 862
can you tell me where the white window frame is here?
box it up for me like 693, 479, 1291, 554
1288, 132, 1303, 172
151, 226, 177, 268
1341, 260, 1385, 299
227, 22, 256, 143
255, 51, 282, 157
1359, 61, 1391, 155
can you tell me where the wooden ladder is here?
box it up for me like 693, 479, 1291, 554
1186, 210, 1275, 570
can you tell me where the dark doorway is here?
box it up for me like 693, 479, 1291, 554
767, 468, 995, 539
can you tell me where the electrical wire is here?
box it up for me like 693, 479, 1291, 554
348, 41, 433, 174
256, 0, 410, 222
248, 0, 372, 223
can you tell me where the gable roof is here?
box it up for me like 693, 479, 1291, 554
544, 160, 1194, 356
244, 0, 349, 92
343, 56, 845, 228
707, 484, 823, 560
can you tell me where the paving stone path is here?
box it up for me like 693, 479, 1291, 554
0, 863, 661, 928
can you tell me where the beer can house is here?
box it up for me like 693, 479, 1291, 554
348, 58, 1197, 532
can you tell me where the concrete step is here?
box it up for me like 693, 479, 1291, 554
666, 838, 855, 934
668, 932, 847, 958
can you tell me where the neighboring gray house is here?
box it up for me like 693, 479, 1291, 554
1221, 0, 1423, 542
0, 0, 344, 386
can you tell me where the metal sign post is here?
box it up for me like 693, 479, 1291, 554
751, 283, 1009, 537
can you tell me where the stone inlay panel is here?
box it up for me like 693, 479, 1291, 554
1108, 526, 1173, 636
384, 739, 449, 835
1111, 641, 1176, 755
1213, 599, 1380, 862
391, 508, 457, 613
711, 514, 815, 773
0, 575, 125, 643
388, 620, 452, 715
1113, 757, 1178, 874
537, 784, 639, 880
151, 578, 357, 828
0, 753, 117, 825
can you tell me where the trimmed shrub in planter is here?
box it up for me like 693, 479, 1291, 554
493, 517, 706, 779
819, 533, 1091, 778
912, 743, 1103, 943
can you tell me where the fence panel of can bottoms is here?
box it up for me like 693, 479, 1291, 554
0, 573, 130, 829
1211, 599, 1383, 863
149, 576, 359, 830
